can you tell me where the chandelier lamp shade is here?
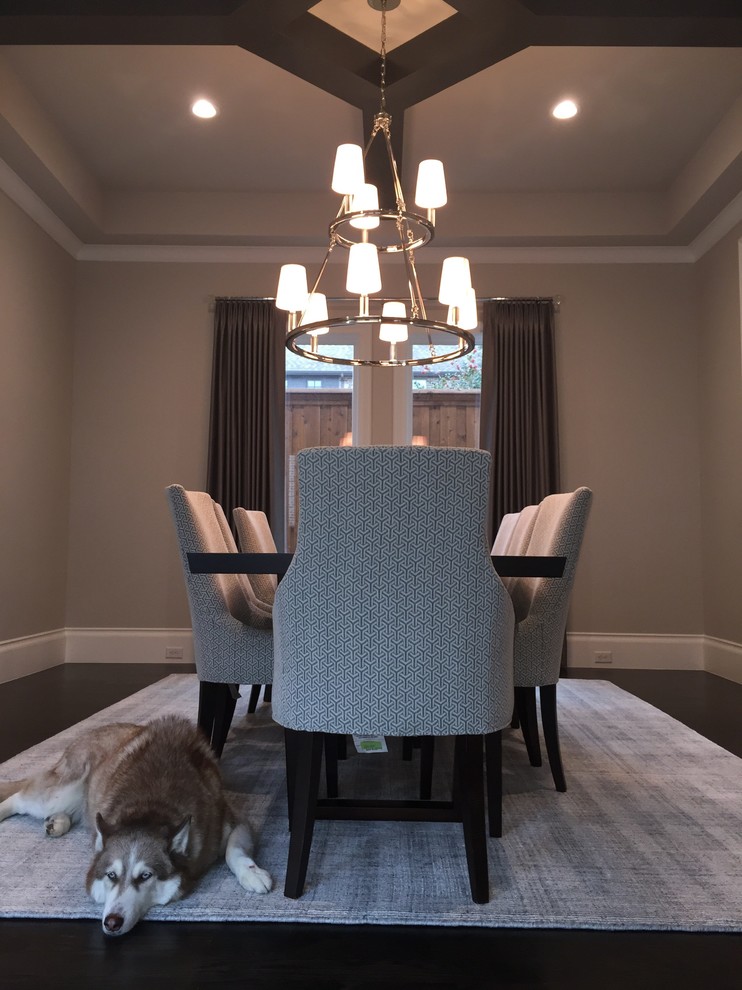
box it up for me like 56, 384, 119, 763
275, 0, 476, 369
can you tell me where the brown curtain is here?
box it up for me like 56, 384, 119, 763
206, 298, 285, 550
479, 299, 560, 543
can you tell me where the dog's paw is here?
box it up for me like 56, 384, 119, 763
45, 813, 71, 837
235, 860, 272, 894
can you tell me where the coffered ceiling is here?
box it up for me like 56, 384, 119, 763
1, 1, 741, 257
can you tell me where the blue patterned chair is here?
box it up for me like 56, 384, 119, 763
272, 446, 514, 903
509, 487, 593, 791
166, 485, 273, 756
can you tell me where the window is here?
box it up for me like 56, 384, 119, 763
411, 339, 482, 448
285, 344, 354, 548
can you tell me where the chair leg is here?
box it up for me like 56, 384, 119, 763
453, 735, 489, 904
247, 684, 262, 714
402, 737, 414, 760
515, 686, 542, 767
197, 681, 237, 758
284, 731, 324, 899
419, 736, 435, 800
336, 734, 347, 760
197, 680, 216, 743
324, 734, 339, 798
484, 730, 502, 838
263, 684, 272, 703
211, 684, 238, 758
540, 684, 567, 792
284, 728, 298, 831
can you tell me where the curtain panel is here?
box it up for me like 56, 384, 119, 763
206, 298, 285, 549
480, 299, 560, 543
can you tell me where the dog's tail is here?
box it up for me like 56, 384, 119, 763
0, 779, 26, 801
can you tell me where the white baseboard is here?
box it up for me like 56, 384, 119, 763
566, 632, 705, 670
1, 628, 740, 685
65, 628, 194, 665
0, 629, 66, 684
703, 636, 742, 685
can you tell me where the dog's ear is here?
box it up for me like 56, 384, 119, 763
94, 812, 111, 852
168, 816, 191, 856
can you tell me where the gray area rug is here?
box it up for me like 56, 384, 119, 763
0, 675, 740, 931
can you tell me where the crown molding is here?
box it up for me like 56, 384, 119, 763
75, 243, 697, 264
688, 189, 742, 260
1, 158, 739, 265
0, 158, 82, 257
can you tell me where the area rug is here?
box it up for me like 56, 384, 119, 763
0, 675, 740, 932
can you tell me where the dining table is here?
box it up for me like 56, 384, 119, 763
187, 552, 566, 579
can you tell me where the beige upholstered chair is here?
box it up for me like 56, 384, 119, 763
233, 507, 278, 610
508, 487, 593, 791
166, 485, 273, 756
231, 506, 279, 712
492, 512, 519, 555
212, 500, 272, 619
503, 504, 539, 556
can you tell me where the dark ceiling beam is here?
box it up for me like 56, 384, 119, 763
518, 2, 742, 16
525, 15, 742, 46
0, 0, 741, 113
0, 14, 232, 43
383, 8, 530, 110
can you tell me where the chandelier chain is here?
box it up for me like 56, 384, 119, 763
379, 0, 387, 112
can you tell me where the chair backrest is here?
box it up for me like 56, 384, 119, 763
505, 503, 539, 555
495, 503, 540, 593
272, 446, 514, 736
510, 487, 593, 686
211, 499, 272, 625
166, 485, 272, 681
211, 500, 272, 619
233, 507, 278, 608
491, 512, 519, 555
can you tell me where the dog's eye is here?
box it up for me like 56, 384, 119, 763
139, 871, 152, 882
106, 871, 117, 882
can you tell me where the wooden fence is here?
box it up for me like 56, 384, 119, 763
285, 389, 479, 548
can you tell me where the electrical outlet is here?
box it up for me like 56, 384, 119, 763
165, 647, 184, 660
594, 651, 613, 664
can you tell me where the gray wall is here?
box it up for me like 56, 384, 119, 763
697, 220, 742, 646
66, 257, 704, 637
0, 189, 74, 640
2, 202, 739, 664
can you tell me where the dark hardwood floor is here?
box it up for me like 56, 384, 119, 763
0, 663, 739, 989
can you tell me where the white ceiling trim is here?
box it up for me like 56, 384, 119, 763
74, 244, 696, 264
688, 190, 742, 261
8, 156, 742, 266
0, 158, 82, 257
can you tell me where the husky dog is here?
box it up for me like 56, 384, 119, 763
0, 715, 272, 935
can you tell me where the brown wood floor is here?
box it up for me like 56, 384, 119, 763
0, 663, 740, 989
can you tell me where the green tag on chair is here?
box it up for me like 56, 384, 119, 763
352, 735, 388, 754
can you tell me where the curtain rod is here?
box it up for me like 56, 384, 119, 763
213, 295, 561, 307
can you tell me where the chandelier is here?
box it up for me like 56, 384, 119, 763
275, 0, 476, 368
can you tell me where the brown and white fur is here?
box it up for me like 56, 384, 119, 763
0, 715, 271, 935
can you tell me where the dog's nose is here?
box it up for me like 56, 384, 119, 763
103, 913, 125, 934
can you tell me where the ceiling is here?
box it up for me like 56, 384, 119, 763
1, 1, 741, 257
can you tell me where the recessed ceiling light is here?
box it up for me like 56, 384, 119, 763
552, 99, 578, 120
191, 98, 217, 119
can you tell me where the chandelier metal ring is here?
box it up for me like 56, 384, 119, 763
286, 315, 475, 367
329, 209, 434, 252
